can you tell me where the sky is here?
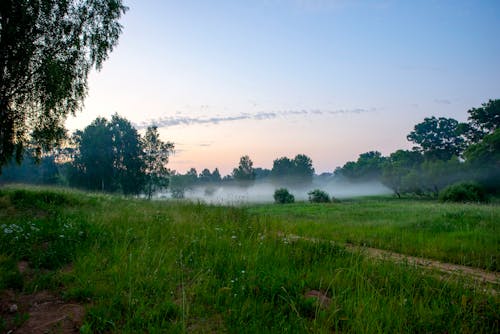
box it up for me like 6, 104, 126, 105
65, 0, 500, 176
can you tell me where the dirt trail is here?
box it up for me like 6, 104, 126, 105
280, 233, 499, 293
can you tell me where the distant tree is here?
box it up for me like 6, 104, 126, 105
198, 168, 212, 183
413, 158, 464, 197
293, 154, 315, 183
169, 169, 197, 199
186, 168, 198, 183
466, 99, 500, 142
270, 154, 314, 185
232, 155, 256, 184
336, 151, 386, 181
71, 118, 115, 191
110, 114, 145, 195
70, 115, 153, 194
270, 157, 293, 180
407, 117, 467, 160
199, 168, 222, 183
169, 173, 188, 199
142, 126, 174, 199
381, 150, 423, 197
211, 168, 222, 182
0, 150, 59, 185
254, 167, 271, 180
463, 128, 500, 191
0, 0, 127, 173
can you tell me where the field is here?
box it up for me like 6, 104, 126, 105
0, 186, 499, 333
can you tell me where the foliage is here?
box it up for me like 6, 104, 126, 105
232, 155, 256, 184
381, 150, 423, 197
336, 151, 386, 181
270, 154, 314, 185
71, 117, 115, 191
407, 117, 467, 160
409, 157, 464, 197
0, 150, 59, 185
109, 115, 146, 195
169, 170, 198, 199
198, 168, 221, 183
273, 188, 295, 204
307, 189, 330, 203
142, 126, 174, 199
439, 182, 488, 203
69, 115, 151, 195
464, 128, 500, 191
0, 0, 127, 172
466, 99, 500, 142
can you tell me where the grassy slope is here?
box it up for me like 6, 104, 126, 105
249, 198, 500, 271
0, 187, 499, 333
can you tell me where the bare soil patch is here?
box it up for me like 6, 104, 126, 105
1, 289, 84, 334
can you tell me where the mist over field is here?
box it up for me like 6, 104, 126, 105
158, 179, 392, 204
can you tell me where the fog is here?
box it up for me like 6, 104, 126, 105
158, 178, 392, 204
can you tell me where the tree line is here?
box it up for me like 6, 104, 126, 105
168, 154, 315, 198
335, 99, 499, 198
0, 114, 174, 198
1, 99, 498, 200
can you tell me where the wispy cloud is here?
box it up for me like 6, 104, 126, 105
134, 108, 374, 130
434, 98, 451, 105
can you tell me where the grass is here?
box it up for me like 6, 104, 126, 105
249, 198, 500, 271
0, 186, 499, 333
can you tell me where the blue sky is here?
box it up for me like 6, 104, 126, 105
66, 0, 500, 175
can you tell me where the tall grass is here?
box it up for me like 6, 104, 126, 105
0, 187, 498, 333
249, 198, 500, 271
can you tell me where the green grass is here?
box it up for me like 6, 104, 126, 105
0, 187, 499, 333
249, 198, 500, 271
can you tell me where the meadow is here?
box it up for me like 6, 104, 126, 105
0, 186, 499, 333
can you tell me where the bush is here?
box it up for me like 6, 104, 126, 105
274, 188, 295, 204
308, 189, 330, 203
439, 182, 488, 203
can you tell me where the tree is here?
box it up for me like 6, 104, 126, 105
464, 128, 500, 191
271, 157, 293, 179
402, 158, 464, 197
270, 154, 314, 185
109, 114, 145, 195
466, 99, 500, 142
381, 150, 423, 197
142, 126, 174, 199
70, 115, 150, 194
232, 155, 256, 184
407, 117, 467, 160
211, 168, 222, 182
71, 118, 115, 191
0, 0, 127, 173
292, 154, 314, 183
336, 151, 386, 181
0, 149, 59, 185
198, 168, 212, 183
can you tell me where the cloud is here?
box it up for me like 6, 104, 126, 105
434, 98, 451, 105
134, 108, 374, 130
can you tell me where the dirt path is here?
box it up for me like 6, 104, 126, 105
280, 233, 499, 294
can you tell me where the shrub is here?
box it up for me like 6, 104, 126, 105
439, 182, 488, 203
274, 188, 295, 204
308, 189, 330, 203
